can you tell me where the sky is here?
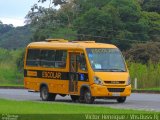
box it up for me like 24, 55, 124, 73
0, 0, 53, 27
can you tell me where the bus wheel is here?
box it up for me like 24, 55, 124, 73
40, 86, 56, 101
117, 97, 126, 103
70, 95, 79, 102
84, 89, 94, 104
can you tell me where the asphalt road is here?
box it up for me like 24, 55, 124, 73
0, 89, 160, 111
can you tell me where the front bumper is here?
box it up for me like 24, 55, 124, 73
90, 84, 131, 97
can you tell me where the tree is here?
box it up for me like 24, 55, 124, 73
0, 22, 14, 35
141, 11, 160, 41
38, 0, 68, 6
125, 42, 160, 64
74, 0, 150, 50
73, 0, 111, 14
25, 0, 77, 41
25, 4, 60, 41
74, 7, 123, 41
141, 0, 160, 13
26, 0, 160, 50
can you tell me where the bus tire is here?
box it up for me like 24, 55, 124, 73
40, 86, 56, 101
84, 89, 94, 104
70, 95, 79, 102
117, 97, 126, 103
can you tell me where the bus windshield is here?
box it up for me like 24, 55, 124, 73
86, 48, 126, 72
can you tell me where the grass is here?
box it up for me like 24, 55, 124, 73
0, 99, 158, 114
0, 84, 23, 87
0, 99, 159, 120
134, 88, 160, 91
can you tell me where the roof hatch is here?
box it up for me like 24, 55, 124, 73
71, 41, 95, 43
45, 39, 68, 42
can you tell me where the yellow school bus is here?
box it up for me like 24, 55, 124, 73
24, 39, 131, 103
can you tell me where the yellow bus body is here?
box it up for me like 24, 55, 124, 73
24, 39, 131, 103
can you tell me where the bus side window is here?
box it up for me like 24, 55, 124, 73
40, 50, 55, 67
79, 54, 87, 71
40, 50, 67, 68
55, 50, 67, 68
26, 49, 40, 66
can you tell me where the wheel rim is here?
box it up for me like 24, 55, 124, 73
42, 88, 48, 99
122, 97, 125, 100
84, 91, 91, 102
117, 97, 126, 103
120, 97, 126, 101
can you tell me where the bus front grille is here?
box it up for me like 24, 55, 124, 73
107, 88, 125, 92
104, 81, 125, 84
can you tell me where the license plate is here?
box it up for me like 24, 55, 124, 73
112, 93, 120, 96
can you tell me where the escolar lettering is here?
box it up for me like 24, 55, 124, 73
42, 71, 61, 79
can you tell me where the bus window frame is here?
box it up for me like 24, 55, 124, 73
25, 48, 68, 70
77, 52, 88, 73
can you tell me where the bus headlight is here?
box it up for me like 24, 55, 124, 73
94, 76, 103, 85
126, 77, 131, 85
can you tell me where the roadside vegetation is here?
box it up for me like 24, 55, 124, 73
0, 48, 23, 86
129, 62, 160, 89
134, 88, 160, 91
0, 48, 160, 90
0, 0, 160, 90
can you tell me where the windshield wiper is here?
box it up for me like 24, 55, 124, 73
94, 69, 110, 71
106, 68, 125, 72
94, 68, 125, 72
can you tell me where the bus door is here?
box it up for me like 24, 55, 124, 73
69, 52, 79, 93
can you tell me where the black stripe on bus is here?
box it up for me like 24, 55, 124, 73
24, 69, 88, 81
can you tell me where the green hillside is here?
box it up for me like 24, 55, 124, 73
0, 22, 32, 49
